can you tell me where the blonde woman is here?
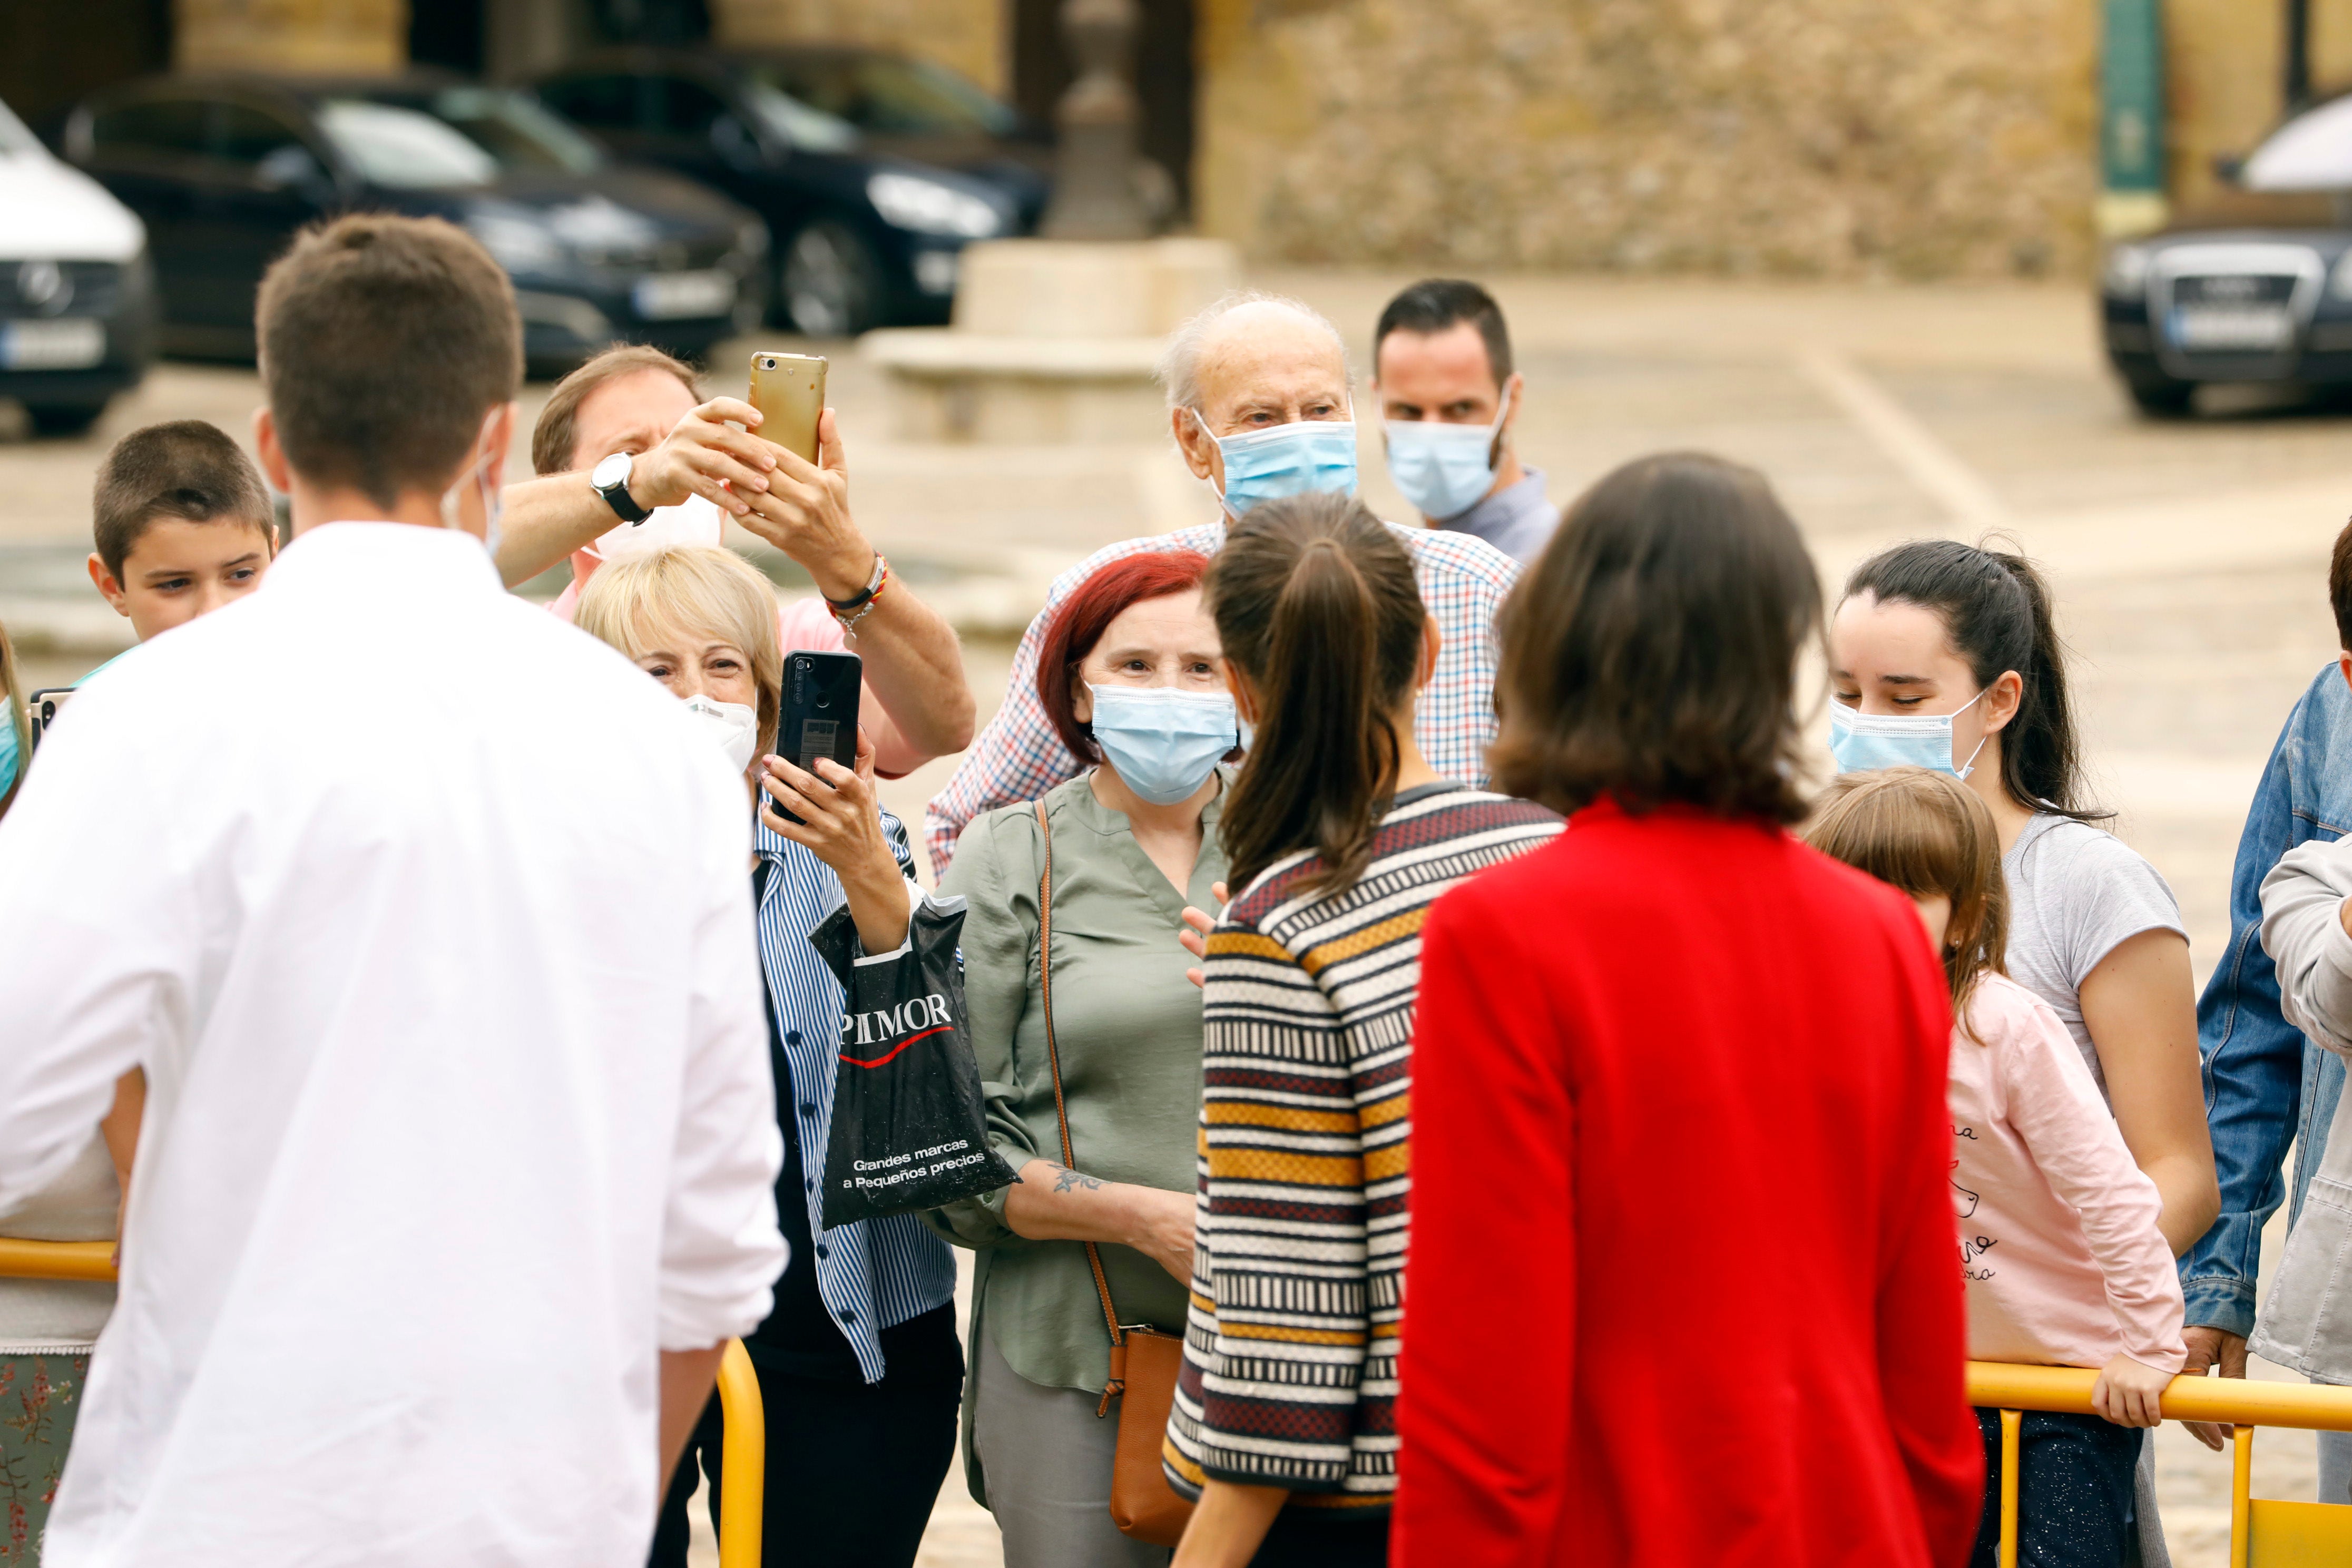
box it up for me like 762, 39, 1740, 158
574, 546, 962, 1568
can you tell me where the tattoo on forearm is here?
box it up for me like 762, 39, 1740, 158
1051, 1164, 1102, 1194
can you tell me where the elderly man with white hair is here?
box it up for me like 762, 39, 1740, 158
923, 292, 1521, 873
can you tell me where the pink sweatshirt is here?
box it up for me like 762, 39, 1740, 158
1947, 972, 2186, 1376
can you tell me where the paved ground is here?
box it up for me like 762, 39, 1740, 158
8, 271, 2352, 1563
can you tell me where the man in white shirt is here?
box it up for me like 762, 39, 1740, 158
0, 213, 786, 1567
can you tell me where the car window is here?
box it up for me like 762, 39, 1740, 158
538, 74, 638, 133
214, 102, 310, 166
739, 82, 859, 153
653, 76, 730, 138
89, 96, 212, 160
2244, 96, 2352, 192
315, 100, 497, 189
424, 87, 602, 174
749, 54, 1016, 138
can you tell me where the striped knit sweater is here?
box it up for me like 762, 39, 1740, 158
1164, 784, 1562, 1510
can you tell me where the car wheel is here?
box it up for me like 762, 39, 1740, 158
779, 221, 883, 338
2123, 373, 2195, 418
24, 401, 106, 438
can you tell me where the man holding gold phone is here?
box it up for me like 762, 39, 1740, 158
497, 346, 973, 780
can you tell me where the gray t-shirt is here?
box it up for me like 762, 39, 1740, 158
2001, 812, 2187, 1097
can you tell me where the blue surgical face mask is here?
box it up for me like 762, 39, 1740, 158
1193, 410, 1358, 517
1828, 689, 1990, 779
1383, 384, 1512, 522
1087, 684, 1238, 805
0, 711, 17, 801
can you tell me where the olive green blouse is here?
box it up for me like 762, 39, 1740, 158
929, 769, 1227, 1395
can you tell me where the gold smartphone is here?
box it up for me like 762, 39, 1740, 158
749, 351, 826, 465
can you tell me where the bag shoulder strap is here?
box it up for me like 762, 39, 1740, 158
1032, 798, 1129, 1375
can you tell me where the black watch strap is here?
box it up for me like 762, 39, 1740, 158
594, 461, 652, 524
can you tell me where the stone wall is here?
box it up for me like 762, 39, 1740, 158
2165, 0, 2352, 215
175, 0, 407, 73
712, 0, 1005, 96
1194, 0, 2099, 280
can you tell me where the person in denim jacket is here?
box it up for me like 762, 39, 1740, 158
2181, 519, 2352, 1498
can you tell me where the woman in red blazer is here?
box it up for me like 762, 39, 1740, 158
1392, 453, 1982, 1568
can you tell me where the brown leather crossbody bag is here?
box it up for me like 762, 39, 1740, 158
1032, 798, 1194, 1547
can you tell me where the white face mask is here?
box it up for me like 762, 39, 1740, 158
586, 492, 726, 564
438, 410, 505, 561
684, 692, 759, 776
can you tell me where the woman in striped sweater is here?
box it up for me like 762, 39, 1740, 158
1164, 494, 1561, 1567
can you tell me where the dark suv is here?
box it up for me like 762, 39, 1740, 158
2102, 92, 2352, 415
535, 47, 1047, 336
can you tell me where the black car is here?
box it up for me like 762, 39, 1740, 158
534, 47, 1047, 336
2102, 92, 2352, 416
56, 73, 770, 371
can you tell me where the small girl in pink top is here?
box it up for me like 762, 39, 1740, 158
1808, 768, 2185, 1568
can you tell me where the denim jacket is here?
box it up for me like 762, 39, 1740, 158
2182, 662, 2352, 1337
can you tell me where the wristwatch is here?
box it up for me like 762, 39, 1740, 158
590, 450, 651, 524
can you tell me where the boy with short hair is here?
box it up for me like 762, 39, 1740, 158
86, 419, 276, 643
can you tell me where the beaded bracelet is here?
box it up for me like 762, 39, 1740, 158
829, 554, 890, 639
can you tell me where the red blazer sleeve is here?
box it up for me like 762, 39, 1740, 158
1874, 921, 1985, 1567
1393, 892, 1575, 1567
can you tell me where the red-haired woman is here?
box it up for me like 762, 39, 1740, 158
929, 550, 1234, 1567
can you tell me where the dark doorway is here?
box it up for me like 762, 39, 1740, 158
1014, 0, 1194, 219
410, 0, 488, 73
0, 0, 170, 134
587, 0, 712, 46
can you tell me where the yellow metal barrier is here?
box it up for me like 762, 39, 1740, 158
1969, 1360, 2352, 1568
0, 1236, 767, 1567
713, 1337, 764, 1566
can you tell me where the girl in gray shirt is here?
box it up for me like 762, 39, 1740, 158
1831, 538, 2219, 1563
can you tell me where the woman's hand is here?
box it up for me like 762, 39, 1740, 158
2092, 1353, 2171, 1428
2179, 1326, 2245, 1451
760, 728, 909, 953
1180, 880, 1230, 989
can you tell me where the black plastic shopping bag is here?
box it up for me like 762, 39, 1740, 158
810, 891, 1017, 1229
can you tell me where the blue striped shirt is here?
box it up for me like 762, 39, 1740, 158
753, 807, 957, 1384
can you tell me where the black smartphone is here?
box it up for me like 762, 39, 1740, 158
772, 649, 862, 824
25, 688, 73, 751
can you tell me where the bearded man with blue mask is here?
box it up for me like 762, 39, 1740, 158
924, 291, 1522, 875
1373, 278, 1555, 565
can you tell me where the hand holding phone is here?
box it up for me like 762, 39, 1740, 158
766, 650, 863, 825
740, 354, 874, 603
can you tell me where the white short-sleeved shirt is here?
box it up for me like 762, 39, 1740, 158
2001, 813, 2188, 1096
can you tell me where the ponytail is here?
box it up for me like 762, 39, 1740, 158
1843, 537, 2108, 822
1208, 494, 1427, 896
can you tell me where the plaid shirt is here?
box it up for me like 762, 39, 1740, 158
924, 519, 1520, 873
